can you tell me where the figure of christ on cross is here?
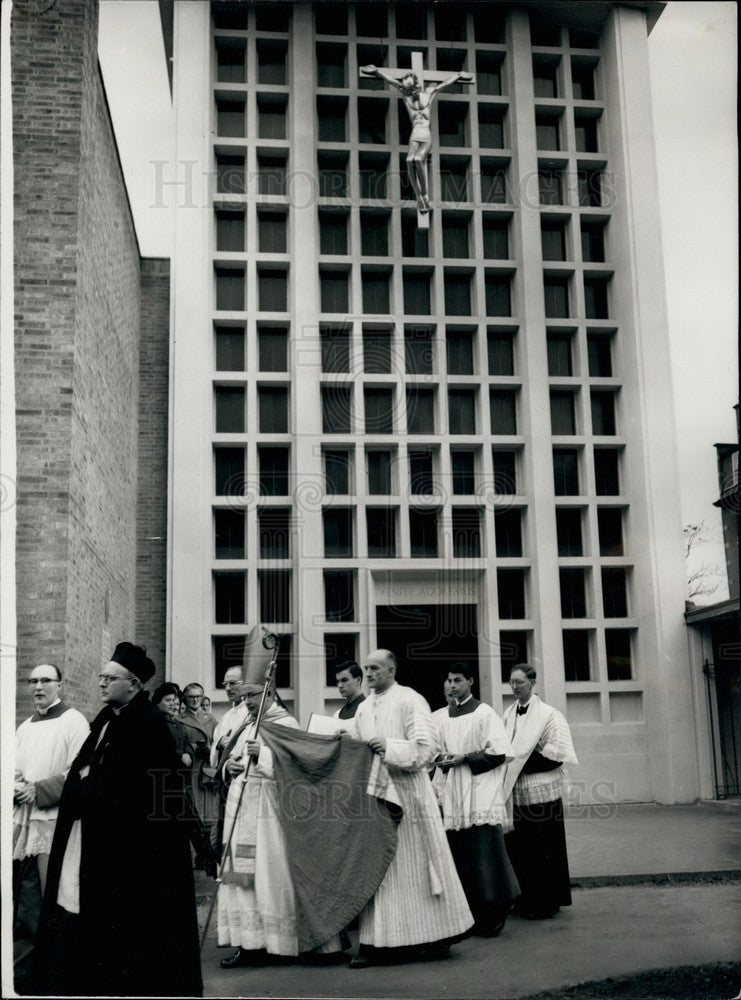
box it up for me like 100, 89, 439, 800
361, 55, 473, 218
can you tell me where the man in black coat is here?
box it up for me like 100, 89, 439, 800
31, 643, 204, 997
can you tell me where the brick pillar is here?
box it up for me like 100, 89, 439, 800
12, 0, 143, 721
137, 259, 171, 685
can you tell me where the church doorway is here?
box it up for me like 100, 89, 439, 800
375, 603, 479, 711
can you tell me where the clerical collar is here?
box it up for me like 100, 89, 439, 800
448, 696, 480, 718
35, 698, 61, 718
456, 694, 473, 706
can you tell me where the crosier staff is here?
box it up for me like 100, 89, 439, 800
199, 628, 280, 950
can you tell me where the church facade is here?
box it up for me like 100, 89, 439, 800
6, 0, 711, 804
167, 1, 700, 803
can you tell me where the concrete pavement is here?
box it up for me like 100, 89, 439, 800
201, 884, 741, 999
198, 802, 741, 998
565, 801, 741, 881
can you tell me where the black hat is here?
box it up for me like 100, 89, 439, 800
152, 682, 181, 706
110, 642, 155, 684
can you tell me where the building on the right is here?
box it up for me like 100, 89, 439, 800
686, 404, 740, 799
167, 0, 705, 805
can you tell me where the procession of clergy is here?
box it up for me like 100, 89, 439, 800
216, 649, 578, 971
14, 639, 577, 996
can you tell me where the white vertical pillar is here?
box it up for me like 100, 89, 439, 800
168, 1, 213, 690
508, 10, 566, 710
290, 5, 326, 724
601, 6, 699, 802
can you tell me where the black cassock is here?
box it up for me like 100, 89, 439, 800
31, 690, 202, 997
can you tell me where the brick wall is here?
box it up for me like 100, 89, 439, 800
12, 0, 154, 722
137, 259, 171, 685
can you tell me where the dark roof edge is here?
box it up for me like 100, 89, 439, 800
685, 597, 740, 625
158, 0, 174, 96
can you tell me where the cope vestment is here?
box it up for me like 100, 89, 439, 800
32, 691, 202, 997
13, 702, 89, 989
218, 702, 344, 956
432, 697, 519, 932
502, 695, 578, 918
347, 683, 474, 949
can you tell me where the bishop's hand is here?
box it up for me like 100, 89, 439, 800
225, 757, 245, 776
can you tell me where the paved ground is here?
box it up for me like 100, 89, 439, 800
565, 801, 741, 880
201, 883, 741, 999
197, 802, 741, 999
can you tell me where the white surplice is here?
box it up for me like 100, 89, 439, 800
348, 683, 474, 948
14, 704, 89, 860
433, 701, 513, 832
501, 695, 578, 807
209, 700, 248, 768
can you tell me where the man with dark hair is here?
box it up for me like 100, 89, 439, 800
13, 664, 89, 992
433, 662, 518, 937
33, 642, 203, 996
334, 660, 365, 720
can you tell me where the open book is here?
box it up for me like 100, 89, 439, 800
306, 713, 348, 736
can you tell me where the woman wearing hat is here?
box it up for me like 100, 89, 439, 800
152, 682, 192, 768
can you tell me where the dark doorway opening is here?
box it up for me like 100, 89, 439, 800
712, 623, 740, 797
375, 603, 479, 710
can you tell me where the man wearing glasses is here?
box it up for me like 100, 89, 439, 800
32, 642, 204, 997
13, 664, 89, 992
210, 666, 247, 769
209, 666, 247, 857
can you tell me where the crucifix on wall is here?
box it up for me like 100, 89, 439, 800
360, 52, 473, 228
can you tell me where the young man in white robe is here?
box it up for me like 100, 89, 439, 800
433, 663, 519, 937
13, 663, 89, 991
501, 663, 578, 920
217, 682, 344, 966
345, 649, 474, 968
